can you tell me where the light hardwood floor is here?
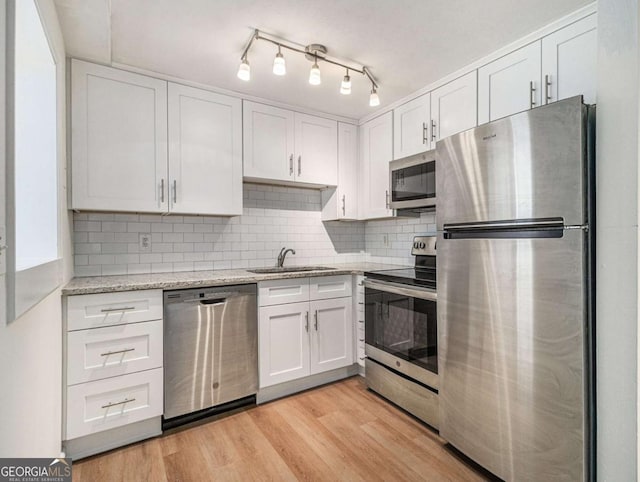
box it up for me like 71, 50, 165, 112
73, 377, 490, 481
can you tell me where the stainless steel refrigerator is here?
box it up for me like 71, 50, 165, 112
436, 96, 595, 481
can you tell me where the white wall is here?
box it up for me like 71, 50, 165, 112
0, 0, 70, 457
595, 0, 639, 479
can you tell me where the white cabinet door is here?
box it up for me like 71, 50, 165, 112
243, 101, 295, 182
321, 122, 358, 221
168, 84, 242, 216
71, 60, 168, 212
259, 302, 311, 387
310, 297, 353, 374
432, 71, 478, 141
478, 42, 542, 124
393, 93, 431, 159
359, 112, 394, 220
294, 113, 338, 186
542, 14, 597, 105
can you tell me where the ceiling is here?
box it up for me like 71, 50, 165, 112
53, 0, 591, 120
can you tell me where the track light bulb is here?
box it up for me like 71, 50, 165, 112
340, 71, 351, 95
273, 47, 286, 76
309, 59, 321, 85
237, 58, 250, 81
369, 87, 380, 107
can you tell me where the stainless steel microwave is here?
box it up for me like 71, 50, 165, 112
389, 150, 436, 210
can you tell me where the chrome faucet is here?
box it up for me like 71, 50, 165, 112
277, 247, 296, 267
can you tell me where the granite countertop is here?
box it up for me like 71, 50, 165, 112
62, 262, 409, 296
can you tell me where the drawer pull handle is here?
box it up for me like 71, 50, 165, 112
101, 306, 136, 313
358, 320, 364, 323
100, 348, 135, 357
101, 397, 135, 409
359, 356, 366, 361
358, 338, 364, 342
358, 302, 364, 305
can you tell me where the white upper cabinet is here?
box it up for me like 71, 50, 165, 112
294, 113, 338, 185
71, 60, 168, 212
243, 102, 295, 182
478, 42, 542, 124
243, 101, 337, 186
431, 71, 478, 141
168, 83, 242, 216
542, 14, 597, 105
321, 122, 358, 221
359, 112, 394, 220
393, 93, 431, 159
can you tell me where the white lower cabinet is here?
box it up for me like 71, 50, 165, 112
66, 368, 163, 440
258, 276, 354, 389
64, 290, 163, 458
259, 302, 311, 387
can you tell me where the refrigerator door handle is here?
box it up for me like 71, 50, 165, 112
443, 218, 564, 232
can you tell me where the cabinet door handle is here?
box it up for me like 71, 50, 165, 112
102, 398, 135, 410
314, 310, 318, 331
305, 311, 309, 332
100, 347, 135, 357
342, 194, 346, 215
529, 81, 536, 109
422, 122, 428, 144
289, 154, 294, 175
385, 190, 390, 209
101, 306, 136, 313
173, 180, 177, 204
431, 120, 436, 142
545, 74, 552, 104
160, 179, 165, 203
298, 155, 302, 176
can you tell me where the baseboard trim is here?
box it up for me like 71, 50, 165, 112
257, 365, 359, 404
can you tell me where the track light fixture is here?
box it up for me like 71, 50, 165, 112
273, 45, 286, 76
237, 29, 380, 107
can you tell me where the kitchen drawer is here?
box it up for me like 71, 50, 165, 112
258, 279, 309, 306
66, 368, 163, 440
67, 320, 163, 386
67, 290, 163, 331
309, 275, 352, 300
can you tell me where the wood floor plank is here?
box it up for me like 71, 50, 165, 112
72, 376, 487, 482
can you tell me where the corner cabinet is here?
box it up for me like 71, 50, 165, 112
359, 112, 394, 220
71, 60, 243, 216
321, 122, 358, 221
71, 60, 168, 213
258, 276, 353, 389
243, 101, 338, 187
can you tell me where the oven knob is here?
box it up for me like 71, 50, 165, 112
413, 242, 419, 249
419, 242, 426, 249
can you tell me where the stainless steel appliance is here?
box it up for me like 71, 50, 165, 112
389, 150, 436, 210
364, 236, 439, 428
163, 284, 258, 429
436, 96, 595, 481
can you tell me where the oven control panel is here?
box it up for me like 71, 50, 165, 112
411, 236, 436, 256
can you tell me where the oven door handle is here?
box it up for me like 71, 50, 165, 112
363, 279, 437, 301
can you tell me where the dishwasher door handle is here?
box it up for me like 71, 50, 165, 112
183, 296, 229, 304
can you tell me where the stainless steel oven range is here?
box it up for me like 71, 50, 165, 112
364, 236, 439, 429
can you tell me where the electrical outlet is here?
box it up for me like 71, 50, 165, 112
139, 233, 152, 253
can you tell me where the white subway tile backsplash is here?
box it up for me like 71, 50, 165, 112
72, 183, 433, 276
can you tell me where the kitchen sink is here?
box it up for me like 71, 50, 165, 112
247, 266, 337, 274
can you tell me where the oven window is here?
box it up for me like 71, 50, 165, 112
391, 161, 435, 202
365, 287, 437, 374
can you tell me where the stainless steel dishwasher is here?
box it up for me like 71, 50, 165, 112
163, 284, 257, 429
